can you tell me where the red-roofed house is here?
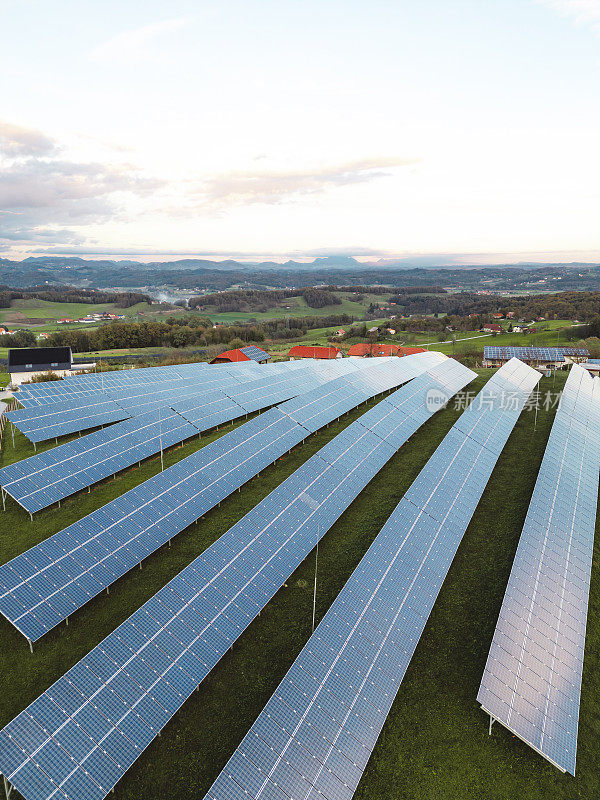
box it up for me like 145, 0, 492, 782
397, 346, 428, 356
210, 345, 270, 364
348, 343, 400, 357
482, 324, 503, 333
288, 345, 341, 359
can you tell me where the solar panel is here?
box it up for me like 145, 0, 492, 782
0, 356, 474, 800
201, 358, 541, 800
483, 346, 589, 363
8, 362, 312, 441
5, 398, 133, 443
477, 364, 600, 774
0, 363, 364, 513
0, 354, 445, 644
240, 346, 271, 362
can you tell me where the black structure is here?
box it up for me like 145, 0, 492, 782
8, 346, 72, 374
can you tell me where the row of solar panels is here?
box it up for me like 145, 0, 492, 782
0, 361, 355, 513
15, 362, 214, 403
202, 358, 542, 800
478, 364, 600, 774
483, 346, 589, 363
8, 361, 312, 441
0, 353, 446, 643
0, 355, 475, 800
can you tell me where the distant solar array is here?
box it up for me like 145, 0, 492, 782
0, 353, 445, 644
477, 364, 600, 774
0, 354, 473, 800
483, 346, 589, 363
203, 358, 541, 800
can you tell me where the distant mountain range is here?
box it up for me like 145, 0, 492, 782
2, 256, 600, 292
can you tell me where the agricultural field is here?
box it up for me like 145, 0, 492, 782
0, 299, 174, 330
0, 369, 598, 800
201, 291, 396, 323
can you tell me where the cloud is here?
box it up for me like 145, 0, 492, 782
0, 124, 164, 246
0, 159, 160, 214
195, 157, 418, 208
91, 17, 190, 61
0, 120, 57, 157
538, 1, 600, 30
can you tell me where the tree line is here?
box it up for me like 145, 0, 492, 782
0, 286, 151, 309
31, 311, 356, 353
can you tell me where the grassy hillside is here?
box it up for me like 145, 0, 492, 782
0, 371, 597, 800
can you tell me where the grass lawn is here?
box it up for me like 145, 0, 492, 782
0, 371, 598, 800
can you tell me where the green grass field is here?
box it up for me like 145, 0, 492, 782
0, 300, 172, 331
0, 370, 598, 800
204, 292, 393, 323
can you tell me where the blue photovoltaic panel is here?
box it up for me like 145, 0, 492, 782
0, 409, 198, 513
0, 363, 357, 512
6, 403, 133, 443
8, 361, 309, 441
0, 353, 444, 643
0, 355, 473, 800
477, 364, 600, 774
201, 358, 541, 800
483, 346, 589, 363
240, 346, 271, 362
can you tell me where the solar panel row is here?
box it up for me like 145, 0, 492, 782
202, 358, 541, 800
10, 360, 349, 440
15, 362, 212, 403
9, 365, 267, 441
477, 363, 600, 775
0, 353, 445, 644
0, 356, 474, 800
0, 363, 337, 513
483, 347, 589, 363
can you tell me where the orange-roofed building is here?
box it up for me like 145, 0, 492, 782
397, 346, 428, 356
288, 345, 341, 360
347, 343, 400, 357
210, 345, 270, 364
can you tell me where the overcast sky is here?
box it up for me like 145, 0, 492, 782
1, 0, 600, 263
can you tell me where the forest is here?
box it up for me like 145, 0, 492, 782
0, 286, 150, 309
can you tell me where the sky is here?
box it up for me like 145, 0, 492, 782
1, 0, 600, 264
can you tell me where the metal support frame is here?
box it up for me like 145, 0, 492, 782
3, 774, 14, 799
488, 715, 495, 735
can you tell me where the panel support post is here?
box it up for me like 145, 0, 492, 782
3, 775, 14, 800
27, 639, 33, 654
11, 423, 15, 448
488, 715, 495, 735
1, 489, 5, 512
